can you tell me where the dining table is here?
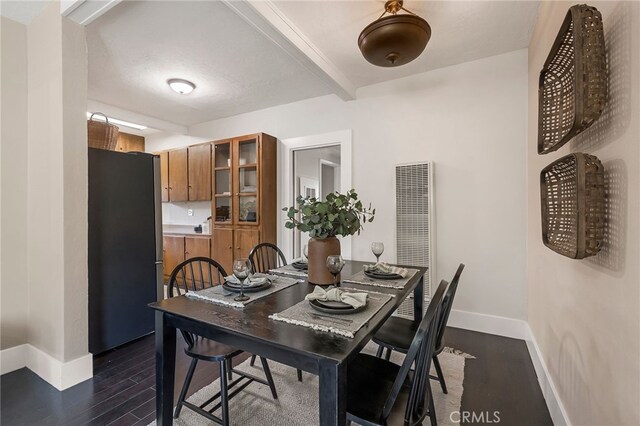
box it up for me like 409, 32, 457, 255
149, 260, 427, 426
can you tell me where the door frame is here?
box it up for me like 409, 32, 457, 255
318, 158, 340, 200
279, 130, 352, 261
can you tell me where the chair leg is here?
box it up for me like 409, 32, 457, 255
297, 368, 303, 382
219, 360, 230, 426
226, 358, 233, 381
259, 357, 278, 399
428, 382, 437, 426
385, 347, 392, 361
174, 358, 198, 418
376, 345, 384, 358
250, 354, 256, 366
432, 355, 448, 394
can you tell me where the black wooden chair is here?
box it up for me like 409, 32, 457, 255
169, 257, 279, 426
373, 264, 465, 395
247, 242, 303, 382
347, 279, 448, 426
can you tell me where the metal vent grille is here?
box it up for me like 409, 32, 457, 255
394, 162, 434, 318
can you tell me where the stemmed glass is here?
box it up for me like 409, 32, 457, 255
302, 244, 309, 261
371, 242, 384, 263
232, 258, 251, 302
326, 255, 345, 287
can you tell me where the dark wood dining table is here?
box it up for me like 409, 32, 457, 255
150, 260, 427, 426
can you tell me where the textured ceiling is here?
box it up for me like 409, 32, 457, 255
87, 0, 539, 127
273, 0, 540, 87
86, 1, 332, 126
0, 1, 47, 24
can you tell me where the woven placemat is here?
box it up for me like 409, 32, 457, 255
269, 264, 308, 278
269, 291, 393, 338
186, 275, 300, 308
341, 269, 419, 290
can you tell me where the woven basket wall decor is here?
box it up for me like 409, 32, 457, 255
87, 112, 119, 151
540, 153, 605, 259
538, 4, 607, 155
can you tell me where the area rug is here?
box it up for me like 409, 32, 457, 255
150, 343, 472, 425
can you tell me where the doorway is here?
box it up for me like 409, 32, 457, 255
292, 145, 341, 258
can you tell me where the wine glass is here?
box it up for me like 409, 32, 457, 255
232, 258, 251, 302
326, 255, 345, 287
302, 244, 309, 261
371, 242, 384, 263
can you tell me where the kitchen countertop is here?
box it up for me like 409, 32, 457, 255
162, 224, 211, 237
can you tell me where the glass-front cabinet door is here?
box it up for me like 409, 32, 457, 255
234, 136, 259, 224
213, 141, 232, 224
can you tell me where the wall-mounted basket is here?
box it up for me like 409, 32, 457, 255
540, 153, 605, 259
88, 112, 119, 151
538, 4, 607, 155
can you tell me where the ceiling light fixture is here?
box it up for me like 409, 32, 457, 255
167, 78, 196, 95
358, 0, 431, 67
85, 112, 147, 130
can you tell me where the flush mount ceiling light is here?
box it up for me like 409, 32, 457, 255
167, 78, 196, 95
358, 0, 431, 67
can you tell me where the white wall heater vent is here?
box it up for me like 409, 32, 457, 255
394, 162, 435, 318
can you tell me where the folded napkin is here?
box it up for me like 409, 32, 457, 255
224, 273, 271, 286
363, 262, 409, 278
305, 286, 368, 309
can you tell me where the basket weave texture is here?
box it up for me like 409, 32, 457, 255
87, 112, 119, 150
540, 153, 605, 259
538, 5, 607, 155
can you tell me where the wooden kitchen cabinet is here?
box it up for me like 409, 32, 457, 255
210, 133, 277, 269
185, 236, 211, 259
116, 132, 145, 152
159, 151, 169, 202
188, 144, 212, 201
234, 229, 259, 260
168, 148, 188, 202
211, 228, 234, 274
163, 235, 185, 281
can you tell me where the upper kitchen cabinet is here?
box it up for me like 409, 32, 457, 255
159, 152, 169, 202
188, 144, 212, 201
212, 133, 277, 256
116, 132, 145, 152
156, 144, 213, 203
168, 148, 188, 202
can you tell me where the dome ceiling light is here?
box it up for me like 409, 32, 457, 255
358, 0, 431, 67
167, 78, 196, 95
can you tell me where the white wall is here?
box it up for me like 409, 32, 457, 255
162, 201, 211, 226
0, 2, 92, 389
166, 49, 529, 321
527, 2, 640, 424
1, 16, 29, 350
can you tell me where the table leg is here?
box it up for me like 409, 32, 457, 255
156, 311, 176, 426
318, 360, 347, 426
414, 275, 425, 323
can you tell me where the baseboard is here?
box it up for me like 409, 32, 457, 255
0, 344, 93, 390
448, 309, 529, 340
0, 344, 29, 375
525, 325, 571, 426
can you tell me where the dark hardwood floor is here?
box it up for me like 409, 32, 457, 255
0, 327, 552, 425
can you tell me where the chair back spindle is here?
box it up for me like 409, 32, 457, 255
248, 243, 287, 273
382, 279, 449, 425
434, 264, 465, 350
168, 257, 228, 347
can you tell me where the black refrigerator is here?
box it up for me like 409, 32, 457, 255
88, 148, 163, 354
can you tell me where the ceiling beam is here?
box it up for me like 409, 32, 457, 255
61, 0, 121, 26
222, 0, 356, 101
